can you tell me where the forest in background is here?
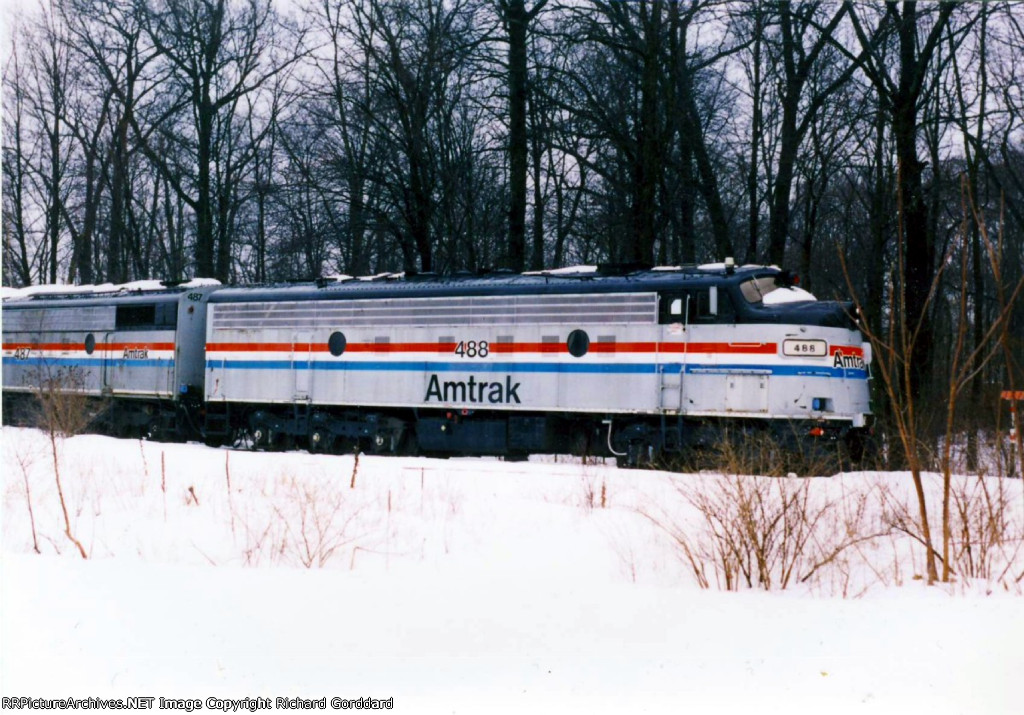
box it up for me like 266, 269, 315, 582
3, 0, 1023, 451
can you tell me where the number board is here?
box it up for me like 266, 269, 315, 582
782, 339, 827, 357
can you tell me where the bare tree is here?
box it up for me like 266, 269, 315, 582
341, 0, 487, 272
59, 0, 162, 283
304, 0, 401, 277
13, 2, 77, 284
737, 1, 768, 264
556, 0, 740, 264
945, 3, 992, 469
497, 0, 547, 270
135, 0, 297, 280
2, 27, 35, 287
845, 1, 961, 401
764, 1, 862, 267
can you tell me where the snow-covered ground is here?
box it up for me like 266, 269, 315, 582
2, 426, 1022, 713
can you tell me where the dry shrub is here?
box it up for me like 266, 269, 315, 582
275, 478, 364, 568
876, 475, 1024, 589
661, 476, 816, 590
576, 472, 608, 512
31, 367, 90, 559
240, 474, 368, 569
996, 430, 1019, 479
9, 443, 42, 554
698, 476, 822, 589
32, 367, 92, 437
949, 475, 1023, 586
648, 475, 886, 593
672, 426, 847, 478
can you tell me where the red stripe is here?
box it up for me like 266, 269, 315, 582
206, 340, 780, 355
207, 342, 458, 353
658, 342, 777, 354
347, 342, 456, 353
4, 342, 175, 351
102, 342, 175, 351
3, 342, 75, 351
492, 342, 565, 354
7, 339, 848, 358
206, 342, 295, 352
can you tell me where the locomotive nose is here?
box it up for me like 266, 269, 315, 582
759, 299, 860, 330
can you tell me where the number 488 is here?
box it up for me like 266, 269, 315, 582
455, 340, 489, 358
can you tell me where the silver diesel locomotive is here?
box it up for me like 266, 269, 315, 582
2, 264, 872, 466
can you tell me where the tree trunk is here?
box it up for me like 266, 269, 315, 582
745, 5, 765, 264
196, 90, 216, 278
767, 98, 800, 267
893, 4, 935, 403
530, 91, 546, 270
631, 2, 662, 264
505, 0, 529, 272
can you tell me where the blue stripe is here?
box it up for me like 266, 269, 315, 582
5, 355, 865, 380
207, 359, 656, 374
205, 359, 867, 380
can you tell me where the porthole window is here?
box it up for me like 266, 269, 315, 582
84, 333, 96, 355
328, 331, 347, 356
567, 329, 590, 358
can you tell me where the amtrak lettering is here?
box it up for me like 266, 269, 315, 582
123, 347, 149, 359
425, 374, 522, 404
832, 350, 865, 370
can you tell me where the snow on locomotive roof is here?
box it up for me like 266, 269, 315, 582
763, 286, 817, 304
2, 264, 815, 306
522, 265, 598, 275
693, 261, 777, 272
314, 272, 409, 282
521, 263, 776, 276
526, 263, 768, 275
206, 263, 788, 304
1, 278, 221, 302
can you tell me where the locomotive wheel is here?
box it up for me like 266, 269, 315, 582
231, 425, 256, 450
250, 420, 273, 451
393, 427, 417, 456
357, 434, 384, 455
617, 439, 656, 469
140, 419, 160, 441
364, 429, 400, 455
308, 427, 333, 454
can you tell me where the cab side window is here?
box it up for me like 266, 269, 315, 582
715, 290, 736, 320
115, 303, 178, 330
662, 296, 686, 323
659, 288, 735, 324
116, 304, 156, 329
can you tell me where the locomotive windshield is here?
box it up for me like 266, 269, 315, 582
739, 274, 812, 304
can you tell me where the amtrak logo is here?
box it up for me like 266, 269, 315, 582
832, 350, 865, 370
123, 347, 149, 359
425, 374, 522, 404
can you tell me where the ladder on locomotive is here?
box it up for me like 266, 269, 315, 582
658, 359, 685, 413
658, 295, 690, 413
